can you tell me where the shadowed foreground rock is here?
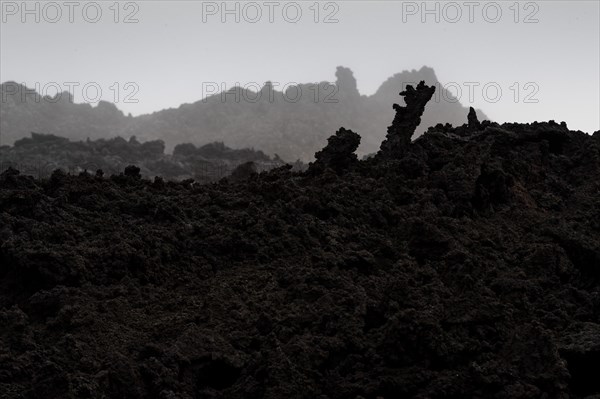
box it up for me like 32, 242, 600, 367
309, 127, 361, 173
0, 96, 599, 398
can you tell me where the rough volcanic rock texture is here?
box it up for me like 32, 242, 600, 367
309, 128, 361, 173
468, 106, 481, 129
0, 134, 283, 181
379, 81, 436, 158
0, 101, 599, 398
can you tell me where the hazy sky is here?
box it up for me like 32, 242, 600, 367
1, 0, 599, 133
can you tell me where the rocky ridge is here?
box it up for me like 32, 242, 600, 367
0, 82, 599, 398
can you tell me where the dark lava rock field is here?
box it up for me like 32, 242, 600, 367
1, 83, 599, 398
0, 134, 286, 182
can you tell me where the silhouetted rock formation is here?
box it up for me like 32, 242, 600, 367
379, 81, 436, 158
0, 133, 285, 181
1, 67, 488, 160
335, 66, 360, 99
468, 106, 481, 130
310, 127, 361, 173
1, 92, 599, 398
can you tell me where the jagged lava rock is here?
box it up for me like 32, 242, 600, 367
378, 81, 436, 158
309, 127, 361, 173
0, 89, 599, 399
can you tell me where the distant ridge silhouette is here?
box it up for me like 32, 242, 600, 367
1, 67, 487, 161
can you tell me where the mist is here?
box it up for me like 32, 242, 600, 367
2, 1, 598, 133
1, 2, 600, 398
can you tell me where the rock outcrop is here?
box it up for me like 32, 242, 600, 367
335, 66, 360, 99
468, 106, 481, 129
1, 67, 487, 160
1, 92, 598, 399
378, 81, 436, 158
0, 134, 285, 181
309, 127, 361, 173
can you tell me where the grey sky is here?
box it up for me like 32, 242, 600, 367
1, 0, 599, 133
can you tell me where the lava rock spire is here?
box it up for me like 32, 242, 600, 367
378, 81, 436, 158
